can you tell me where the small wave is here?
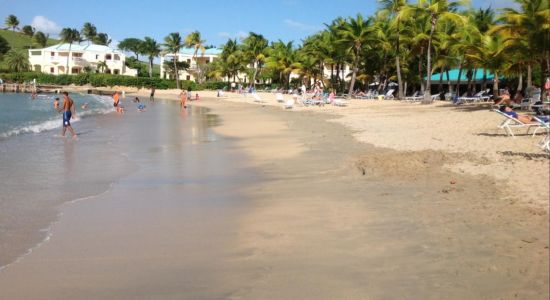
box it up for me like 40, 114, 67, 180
0, 106, 113, 139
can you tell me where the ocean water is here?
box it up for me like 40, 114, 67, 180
0, 92, 113, 138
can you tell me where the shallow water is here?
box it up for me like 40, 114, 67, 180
0, 93, 113, 138
0, 98, 256, 275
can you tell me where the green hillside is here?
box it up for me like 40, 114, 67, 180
0, 29, 59, 69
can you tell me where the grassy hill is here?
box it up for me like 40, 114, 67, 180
0, 29, 59, 69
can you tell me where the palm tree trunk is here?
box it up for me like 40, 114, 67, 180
347, 54, 359, 99
66, 42, 72, 74
482, 69, 487, 92
493, 71, 499, 97
466, 69, 473, 96
252, 60, 258, 88
423, 18, 436, 104
418, 52, 424, 92
173, 55, 180, 90
148, 57, 153, 78
527, 64, 532, 88
517, 72, 523, 92
396, 24, 403, 100
446, 69, 452, 93
455, 59, 463, 97
438, 70, 443, 93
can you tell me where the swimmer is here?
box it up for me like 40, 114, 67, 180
81, 103, 88, 110
53, 97, 60, 109
137, 104, 146, 112
133, 97, 140, 103
180, 90, 187, 109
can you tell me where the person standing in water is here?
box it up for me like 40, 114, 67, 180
53, 97, 60, 109
58, 92, 77, 139
180, 90, 187, 109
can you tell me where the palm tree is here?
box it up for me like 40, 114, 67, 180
5, 50, 29, 72
97, 60, 108, 73
242, 32, 268, 87
81, 22, 97, 44
163, 32, 183, 89
5, 15, 19, 31
184, 31, 207, 82
141, 37, 161, 78
33, 31, 49, 48
403, 0, 465, 103
59, 28, 81, 74
492, 0, 549, 88
220, 39, 247, 82
466, 33, 509, 97
336, 14, 373, 98
380, 0, 407, 99
265, 40, 298, 88
93, 33, 111, 46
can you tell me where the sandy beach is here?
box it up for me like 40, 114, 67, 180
0, 91, 548, 299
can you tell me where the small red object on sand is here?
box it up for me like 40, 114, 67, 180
450, 180, 457, 184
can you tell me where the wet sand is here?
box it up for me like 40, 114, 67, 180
0, 97, 548, 299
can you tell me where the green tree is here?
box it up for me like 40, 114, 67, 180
33, 31, 49, 48
118, 38, 143, 59
242, 32, 268, 87
466, 32, 509, 96
21, 25, 35, 37
379, 0, 407, 99
59, 27, 81, 74
265, 40, 298, 88
0, 35, 10, 59
5, 50, 29, 72
184, 31, 207, 83
81, 22, 98, 44
163, 32, 183, 89
141, 37, 161, 78
93, 33, 111, 46
5, 15, 19, 31
492, 0, 549, 87
336, 14, 374, 98
403, 0, 465, 103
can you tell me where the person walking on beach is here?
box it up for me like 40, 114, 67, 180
58, 92, 77, 139
150, 86, 155, 102
180, 90, 187, 109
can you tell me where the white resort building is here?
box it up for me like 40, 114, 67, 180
160, 47, 222, 81
28, 43, 137, 76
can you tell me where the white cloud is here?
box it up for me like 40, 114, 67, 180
31, 16, 61, 35
283, 19, 320, 32
217, 31, 248, 40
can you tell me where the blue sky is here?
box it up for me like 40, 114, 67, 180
2, 0, 518, 48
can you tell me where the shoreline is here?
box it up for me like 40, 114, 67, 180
0, 94, 548, 298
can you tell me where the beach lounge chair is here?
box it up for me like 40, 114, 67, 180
533, 116, 550, 152
252, 93, 266, 103
493, 109, 544, 137
276, 93, 285, 103
284, 99, 294, 109
333, 98, 348, 107
383, 89, 395, 100
406, 91, 424, 102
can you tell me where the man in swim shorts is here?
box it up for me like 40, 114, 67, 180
58, 92, 77, 138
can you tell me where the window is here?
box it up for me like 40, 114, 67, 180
186, 75, 191, 80
51, 52, 55, 56
31, 51, 41, 56
205, 59, 210, 64
113, 69, 120, 75
50, 67, 54, 73
187, 59, 191, 63
72, 53, 83, 57
114, 54, 120, 61
106, 54, 112, 60
95, 54, 99, 59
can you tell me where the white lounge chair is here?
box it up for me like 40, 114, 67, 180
276, 93, 285, 103
405, 91, 424, 102
493, 109, 544, 137
383, 89, 395, 100
252, 93, 265, 103
333, 98, 348, 107
284, 99, 294, 109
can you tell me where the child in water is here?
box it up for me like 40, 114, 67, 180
53, 98, 59, 109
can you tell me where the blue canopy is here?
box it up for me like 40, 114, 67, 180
425, 69, 501, 84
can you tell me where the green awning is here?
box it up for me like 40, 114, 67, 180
425, 69, 501, 84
